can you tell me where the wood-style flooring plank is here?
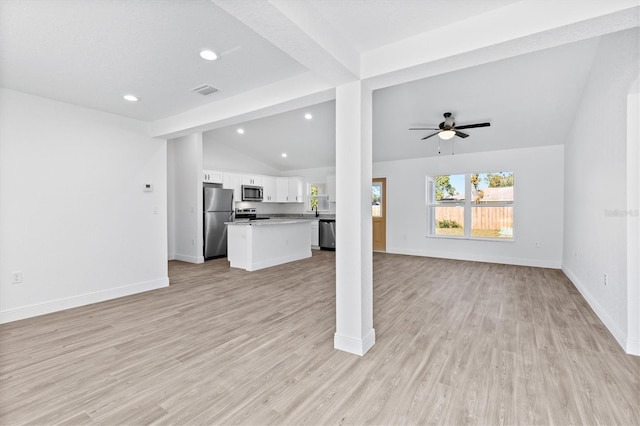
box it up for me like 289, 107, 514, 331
1, 251, 639, 425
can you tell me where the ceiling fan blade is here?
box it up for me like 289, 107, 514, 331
454, 122, 490, 130
421, 132, 440, 140
455, 130, 469, 138
409, 127, 439, 130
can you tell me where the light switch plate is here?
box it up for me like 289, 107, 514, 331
143, 184, 153, 192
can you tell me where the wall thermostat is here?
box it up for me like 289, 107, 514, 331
143, 184, 153, 192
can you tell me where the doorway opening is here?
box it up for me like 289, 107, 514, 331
372, 178, 386, 252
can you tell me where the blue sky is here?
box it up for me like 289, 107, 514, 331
446, 172, 514, 196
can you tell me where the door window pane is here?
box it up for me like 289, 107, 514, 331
372, 182, 382, 217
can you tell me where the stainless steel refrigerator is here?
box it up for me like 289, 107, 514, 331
203, 183, 234, 259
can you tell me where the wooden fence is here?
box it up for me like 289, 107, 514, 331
371, 205, 512, 231
434, 206, 513, 230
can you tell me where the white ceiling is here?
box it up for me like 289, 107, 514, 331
0, 0, 306, 121
372, 37, 600, 161
204, 100, 336, 172
308, 0, 514, 52
1, 0, 636, 171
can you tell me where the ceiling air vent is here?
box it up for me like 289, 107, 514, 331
190, 84, 218, 96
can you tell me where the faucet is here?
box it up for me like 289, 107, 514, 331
314, 204, 319, 217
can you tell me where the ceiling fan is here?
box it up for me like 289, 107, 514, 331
409, 112, 490, 141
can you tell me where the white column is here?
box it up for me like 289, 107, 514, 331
627, 89, 639, 356
334, 80, 375, 356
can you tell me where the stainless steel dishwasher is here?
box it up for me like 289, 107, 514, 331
319, 219, 336, 250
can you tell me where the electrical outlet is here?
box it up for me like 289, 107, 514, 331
604, 273, 608, 286
12, 271, 22, 284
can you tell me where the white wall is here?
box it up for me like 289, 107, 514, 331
202, 133, 280, 175
0, 89, 168, 323
373, 145, 564, 268
562, 28, 639, 353
627, 88, 639, 355
167, 133, 203, 263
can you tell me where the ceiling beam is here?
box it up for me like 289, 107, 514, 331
149, 72, 334, 139
363, 2, 639, 89
213, 0, 359, 86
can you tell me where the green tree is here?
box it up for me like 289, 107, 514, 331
372, 185, 381, 204
484, 172, 514, 187
470, 173, 484, 203
310, 185, 318, 210
435, 176, 456, 201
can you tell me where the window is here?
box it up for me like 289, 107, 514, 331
372, 181, 382, 217
428, 172, 514, 240
308, 182, 329, 211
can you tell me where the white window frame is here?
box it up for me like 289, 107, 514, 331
308, 182, 329, 212
427, 172, 515, 241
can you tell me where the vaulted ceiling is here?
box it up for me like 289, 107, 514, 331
1, 0, 637, 171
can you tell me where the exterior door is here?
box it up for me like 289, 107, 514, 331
372, 178, 386, 252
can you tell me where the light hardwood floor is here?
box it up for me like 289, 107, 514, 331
1, 251, 638, 425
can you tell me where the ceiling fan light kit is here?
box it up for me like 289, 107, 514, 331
438, 130, 456, 140
409, 112, 491, 149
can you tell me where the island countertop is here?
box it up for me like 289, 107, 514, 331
227, 220, 312, 271
226, 218, 313, 226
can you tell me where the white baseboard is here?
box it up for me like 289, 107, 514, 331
334, 328, 376, 356
247, 251, 311, 272
561, 264, 629, 353
388, 247, 561, 269
0, 277, 169, 324
627, 337, 640, 356
173, 253, 204, 264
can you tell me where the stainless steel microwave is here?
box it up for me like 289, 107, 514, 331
241, 185, 263, 201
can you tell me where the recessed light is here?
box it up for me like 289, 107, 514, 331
200, 49, 218, 61
237, 128, 244, 134
304, 113, 313, 120
281, 153, 287, 158
123, 94, 139, 102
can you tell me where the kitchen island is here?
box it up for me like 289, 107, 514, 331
226, 219, 312, 271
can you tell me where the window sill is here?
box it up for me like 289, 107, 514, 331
427, 234, 515, 242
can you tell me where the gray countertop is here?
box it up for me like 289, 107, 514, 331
227, 218, 313, 226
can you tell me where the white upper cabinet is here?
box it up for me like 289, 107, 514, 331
326, 175, 336, 203
275, 177, 303, 203
288, 177, 304, 203
262, 175, 277, 202
242, 175, 262, 186
203, 170, 223, 184
276, 177, 289, 202
223, 172, 242, 202
208, 170, 307, 204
